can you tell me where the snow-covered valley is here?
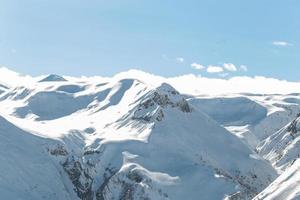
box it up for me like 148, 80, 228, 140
1, 67, 300, 200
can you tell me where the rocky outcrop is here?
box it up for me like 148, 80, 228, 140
48, 144, 69, 156
62, 156, 94, 200
48, 142, 171, 200
98, 165, 170, 200
48, 144, 95, 200
132, 83, 192, 123
286, 114, 300, 138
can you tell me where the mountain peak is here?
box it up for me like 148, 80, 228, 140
39, 74, 67, 82
131, 83, 191, 122
156, 83, 178, 94
153, 83, 189, 112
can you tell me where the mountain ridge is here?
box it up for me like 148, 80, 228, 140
1, 67, 300, 199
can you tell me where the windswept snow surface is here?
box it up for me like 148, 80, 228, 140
2, 67, 300, 200
257, 115, 300, 171
0, 115, 78, 200
254, 159, 300, 200
253, 108, 300, 200
189, 97, 268, 126
0, 85, 8, 95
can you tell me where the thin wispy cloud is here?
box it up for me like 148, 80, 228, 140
176, 57, 184, 63
272, 41, 293, 47
223, 63, 237, 72
207, 65, 224, 73
191, 63, 205, 70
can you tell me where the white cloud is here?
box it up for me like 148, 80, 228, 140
191, 63, 205, 70
2, 66, 300, 97
240, 65, 248, 72
207, 65, 224, 73
0, 66, 36, 87
176, 57, 184, 63
168, 75, 300, 95
191, 62, 247, 74
272, 41, 293, 46
223, 63, 237, 72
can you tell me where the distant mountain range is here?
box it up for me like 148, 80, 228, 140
1, 67, 300, 200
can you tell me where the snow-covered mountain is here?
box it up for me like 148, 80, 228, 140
0, 115, 76, 200
251, 115, 300, 200
0, 84, 8, 95
253, 159, 300, 200
1, 67, 300, 200
258, 114, 300, 172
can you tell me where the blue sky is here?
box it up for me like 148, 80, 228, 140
0, 0, 299, 80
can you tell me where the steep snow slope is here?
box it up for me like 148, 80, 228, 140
189, 95, 300, 149
0, 71, 278, 200
87, 83, 277, 200
0, 84, 8, 94
257, 114, 300, 172
251, 109, 300, 199
187, 95, 300, 200
7, 68, 300, 200
0, 115, 78, 200
189, 97, 267, 126
253, 159, 300, 200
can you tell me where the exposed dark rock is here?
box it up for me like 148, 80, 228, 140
119, 182, 135, 200
48, 144, 69, 156
84, 127, 96, 134
127, 171, 143, 183
286, 115, 300, 138
62, 157, 93, 200
96, 167, 118, 200
83, 149, 101, 156
155, 110, 164, 122
132, 84, 191, 123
